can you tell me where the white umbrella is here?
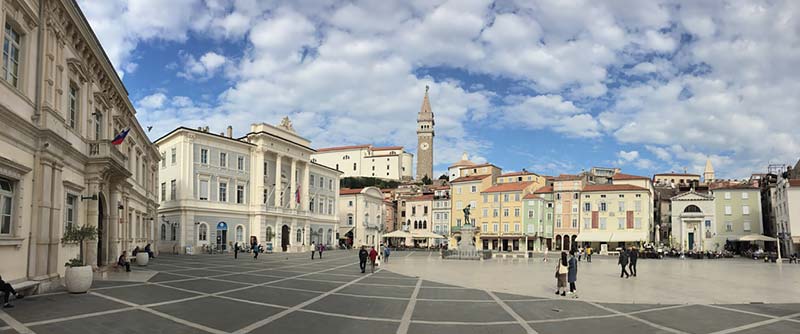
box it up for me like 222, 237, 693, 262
738, 234, 777, 242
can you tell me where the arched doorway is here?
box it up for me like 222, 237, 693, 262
281, 225, 290, 251
216, 222, 228, 250
564, 235, 571, 251
555, 235, 562, 251
571, 235, 577, 251
97, 193, 106, 267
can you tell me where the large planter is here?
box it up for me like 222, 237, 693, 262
135, 252, 149, 266
64, 265, 93, 293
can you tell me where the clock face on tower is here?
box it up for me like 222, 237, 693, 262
420, 142, 429, 151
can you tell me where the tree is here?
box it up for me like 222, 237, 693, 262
421, 175, 432, 185
340, 177, 400, 189
438, 174, 449, 181
61, 224, 98, 267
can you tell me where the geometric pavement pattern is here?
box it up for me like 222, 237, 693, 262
1, 251, 799, 334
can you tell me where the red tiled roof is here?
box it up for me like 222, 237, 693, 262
316, 145, 370, 152
460, 163, 497, 169
523, 193, 544, 199
430, 185, 450, 190
482, 181, 534, 193
653, 173, 701, 177
451, 174, 491, 183
381, 188, 394, 193
373, 146, 403, 151
582, 184, 648, 192
553, 174, 581, 181
340, 188, 364, 195
533, 185, 553, 194
500, 171, 539, 177
612, 173, 650, 180
406, 194, 434, 201
789, 179, 800, 187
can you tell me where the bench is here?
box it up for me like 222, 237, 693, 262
11, 281, 39, 296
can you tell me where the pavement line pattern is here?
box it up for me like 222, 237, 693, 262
396, 278, 423, 334
91, 292, 226, 334
487, 290, 539, 334
233, 268, 382, 334
0, 310, 35, 334
708, 311, 800, 334
587, 301, 689, 334
704, 304, 800, 324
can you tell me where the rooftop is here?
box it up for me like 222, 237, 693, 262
451, 174, 491, 183
406, 194, 434, 202
533, 185, 554, 194
582, 184, 649, 192
482, 181, 534, 193
500, 170, 539, 177
612, 172, 650, 180
339, 188, 364, 195
654, 173, 701, 177
553, 174, 582, 181
315, 144, 371, 152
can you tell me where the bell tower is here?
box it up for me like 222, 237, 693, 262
416, 86, 434, 181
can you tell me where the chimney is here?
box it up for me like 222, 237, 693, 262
226, 126, 233, 138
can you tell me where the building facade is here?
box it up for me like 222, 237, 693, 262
311, 145, 413, 181
552, 175, 583, 251
432, 186, 450, 246
576, 184, 652, 252
523, 186, 554, 252
710, 185, 763, 251
338, 187, 384, 249
447, 152, 475, 181
0, 0, 158, 287
654, 173, 701, 186
405, 194, 433, 246
775, 178, 800, 255
155, 122, 341, 254
479, 181, 542, 252
670, 190, 716, 251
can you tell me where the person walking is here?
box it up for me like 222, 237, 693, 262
568, 249, 578, 298
383, 246, 391, 263
1, 275, 23, 308
318, 243, 325, 259
554, 251, 568, 296
628, 247, 638, 277
586, 246, 592, 263
251, 237, 259, 260
118, 251, 131, 272
359, 246, 369, 273
311, 242, 316, 260
577, 247, 583, 262
369, 247, 379, 273
234, 242, 239, 259
618, 249, 630, 278
543, 247, 549, 262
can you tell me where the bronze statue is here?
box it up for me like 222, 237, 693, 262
462, 206, 471, 225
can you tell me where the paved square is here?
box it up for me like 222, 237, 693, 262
1, 250, 799, 334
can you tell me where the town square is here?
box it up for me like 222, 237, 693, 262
1, 0, 800, 333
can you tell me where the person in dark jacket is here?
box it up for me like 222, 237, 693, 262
132, 246, 140, 257
618, 249, 630, 278
358, 246, 369, 273
1, 275, 23, 308
118, 251, 131, 272
628, 247, 638, 277
567, 249, 578, 298
234, 242, 239, 259
144, 244, 155, 258
318, 243, 325, 259
251, 236, 259, 260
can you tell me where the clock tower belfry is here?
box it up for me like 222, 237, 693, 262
416, 85, 434, 181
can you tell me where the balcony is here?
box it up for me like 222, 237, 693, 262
262, 205, 309, 217
87, 140, 130, 178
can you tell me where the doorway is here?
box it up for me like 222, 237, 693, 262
97, 194, 105, 267
502, 239, 509, 252
281, 225, 290, 251
688, 232, 695, 250
216, 222, 228, 250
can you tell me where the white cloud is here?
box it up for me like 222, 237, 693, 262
502, 95, 600, 137
137, 93, 167, 109
178, 51, 228, 80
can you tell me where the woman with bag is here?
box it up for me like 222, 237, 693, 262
568, 249, 578, 298
554, 251, 568, 296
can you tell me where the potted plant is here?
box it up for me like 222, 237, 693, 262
61, 224, 98, 293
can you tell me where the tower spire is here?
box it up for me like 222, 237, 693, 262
703, 158, 715, 183
416, 86, 434, 181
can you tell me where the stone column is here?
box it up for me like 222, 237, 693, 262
108, 188, 122, 264
86, 180, 100, 268
302, 163, 310, 211
290, 220, 297, 250
304, 223, 310, 249
274, 154, 282, 208
29, 157, 54, 280
289, 158, 297, 209
46, 162, 64, 276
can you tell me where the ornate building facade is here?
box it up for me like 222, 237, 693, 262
0, 0, 159, 288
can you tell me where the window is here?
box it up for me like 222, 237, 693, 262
412, 207, 416, 215
219, 152, 227, 167
170, 180, 176, 200
600, 218, 606, 230
199, 180, 209, 200
2, 23, 22, 87
618, 218, 625, 229
600, 202, 607, 212
161, 182, 166, 201
353, 163, 357, 171
492, 209, 498, 217
583, 218, 590, 229
635, 218, 642, 229
503, 224, 509, 232
310, 175, 315, 187
456, 201, 462, 209
556, 193, 561, 200
471, 185, 477, 193
619, 194, 625, 198
503, 194, 509, 202
237, 185, 245, 204
724, 192, 731, 199
263, 162, 269, 176
236, 225, 244, 242
742, 192, 749, 199
198, 224, 208, 241
329, 180, 334, 190
318, 200, 324, 213
584, 202, 591, 212
503, 208, 509, 217
514, 208, 520, 217
493, 223, 499, 232
68, 85, 78, 129
219, 182, 227, 202
347, 214, 353, 225
635, 201, 642, 212
160, 224, 166, 240
725, 222, 733, 232
238, 156, 244, 170
482, 223, 488, 232
483, 194, 488, 203
65, 194, 77, 231
469, 201, 476, 209
348, 200, 353, 207
296, 229, 302, 243
546, 213, 552, 221
618, 201, 625, 212
171, 148, 176, 164
724, 205, 732, 215
528, 210, 534, 218
742, 205, 750, 215
556, 218, 561, 228
424, 206, 428, 215
93, 111, 103, 140
309, 198, 315, 212
573, 193, 578, 200
161, 152, 166, 167
743, 222, 751, 232
704, 220, 712, 229
200, 149, 208, 164
572, 218, 577, 228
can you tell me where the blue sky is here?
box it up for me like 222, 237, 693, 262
78, 0, 800, 179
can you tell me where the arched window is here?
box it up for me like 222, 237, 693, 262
171, 224, 177, 241
327, 228, 333, 244
364, 213, 369, 225
296, 228, 303, 243
423, 220, 427, 229
236, 225, 244, 242
347, 214, 354, 225
198, 223, 208, 241
414, 221, 418, 229
684, 205, 702, 213
160, 224, 166, 240
266, 226, 273, 242
555, 235, 562, 250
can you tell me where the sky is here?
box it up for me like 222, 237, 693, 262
77, 0, 800, 179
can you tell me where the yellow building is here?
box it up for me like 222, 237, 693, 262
575, 183, 652, 253
449, 171, 498, 248
478, 180, 544, 252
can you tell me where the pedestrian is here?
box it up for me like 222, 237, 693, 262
144, 243, 155, 258
0, 275, 24, 308
251, 236, 259, 260
618, 249, 630, 278
358, 246, 369, 273
369, 247, 379, 273
319, 243, 325, 259
577, 247, 582, 261
543, 247, 549, 262
554, 251, 568, 296
234, 242, 239, 259
383, 246, 391, 263
118, 251, 131, 272
629, 247, 638, 277
586, 246, 592, 263
568, 249, 578, 298
311, 242, 316, 260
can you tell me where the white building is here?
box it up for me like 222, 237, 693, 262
339, 187, 384, 249
670, 190, 716, 251
0, 0, 159, 288
155, 120, 341, 254
312, 145, 413, 181
775, 178, 800, 255
447, 152, 476, 181
432, 186, 451, 246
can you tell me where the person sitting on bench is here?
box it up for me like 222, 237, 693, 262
0, 275, 24, 308
132, 246, 141, 257
118, 251, 131, 272
145, 243, 155, 258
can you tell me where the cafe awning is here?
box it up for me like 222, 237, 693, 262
575, 231, 611, 242
737, 234, 777, 242
382, 230, 411, 238
337, 226, 353, 239
411, 230, 446, 239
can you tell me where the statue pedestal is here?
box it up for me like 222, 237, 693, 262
445, 224, 481, 260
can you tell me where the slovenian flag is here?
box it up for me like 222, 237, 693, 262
111, 128, 130, 145
295, 184, 301, 203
